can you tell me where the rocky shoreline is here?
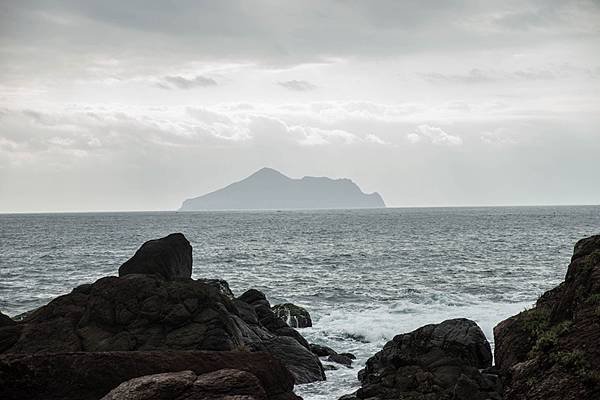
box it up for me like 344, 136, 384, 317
1, 232, 599, 399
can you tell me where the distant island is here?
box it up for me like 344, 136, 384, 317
179, 167, 385, 211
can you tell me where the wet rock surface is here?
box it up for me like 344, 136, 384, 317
494, 234, 600, 400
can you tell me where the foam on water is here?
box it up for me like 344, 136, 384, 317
1, 206, 599, 399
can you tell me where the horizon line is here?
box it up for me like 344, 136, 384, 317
1, 203, 599, 215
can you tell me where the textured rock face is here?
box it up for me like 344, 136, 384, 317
273, 303, 312, 328
349, 318, 500, 400
119, 233, 192, 280
494, 234, 600, 400
0, 351, 300, 400
101, 369, 268, 400
0, 273, 324, 384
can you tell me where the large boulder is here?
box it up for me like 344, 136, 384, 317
0, 351, 300, 400
272, 303, 312, 328
346, 318, 500, 400
494, 234, 600, 400
0, 273, 324, 384
101, 369, 268, 400
118, 233, 192, 280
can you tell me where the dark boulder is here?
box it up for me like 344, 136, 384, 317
346, 318, 500, 400
101, 369, 269, 400
310, 343, 337, 357
272, 303, 312, 328
494, 234, 600, 400
328, 353, 353, 367
118, 233, 192, 280
0, 351, 299, 400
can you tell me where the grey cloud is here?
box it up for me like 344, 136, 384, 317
157, 75, 217, 90
278, 80, 317, 91
2, 0, 598, 73
421, 68, 562, 84
420, 69, 495, 84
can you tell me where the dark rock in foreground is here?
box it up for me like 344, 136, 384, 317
0, 351, 299, 400
102, 369, 269, 400
494, 234, 600, 400
118, 233, 192, 280
346, 318, 500, 400
273, 303, 312, 328
0, 273, 324, 384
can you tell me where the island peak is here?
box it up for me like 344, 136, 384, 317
179, 168, 385, 211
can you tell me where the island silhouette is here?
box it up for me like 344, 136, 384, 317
179, 167, 385, 211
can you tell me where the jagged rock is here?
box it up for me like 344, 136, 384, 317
310, 343, 337, 357
328, 353, 353, 367
0, 351, 300, 400
494, 234, 600, 400
345, 318, 500, 400
272, 303, 312, 328
0, 273, 324, 384
101, 369, 268, 400
118, 233, 192, 280
239, 290, 312, 350
238, 290, 325, 383
339, 352, 356, 360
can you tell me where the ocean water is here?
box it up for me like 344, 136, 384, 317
1, 206, 599, 398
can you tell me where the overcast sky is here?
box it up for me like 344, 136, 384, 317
1, 0, 599, 212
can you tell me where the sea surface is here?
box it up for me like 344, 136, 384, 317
1, 206, 599, 398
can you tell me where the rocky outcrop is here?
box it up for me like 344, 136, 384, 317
101, 369, 269, 400
344, 318, 501, 400
118, 233, 192, 280
494, 234, 600, 400
0, 272, 323, 384
0, 351, 300, 400
0, 233, 325, 386
273, 303, 312, 328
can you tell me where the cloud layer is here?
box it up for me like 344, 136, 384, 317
0, 1, 599, 211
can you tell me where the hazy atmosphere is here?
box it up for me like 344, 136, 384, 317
1, 0, 599, 212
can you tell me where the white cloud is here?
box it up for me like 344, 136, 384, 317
409, 124, 463, 146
